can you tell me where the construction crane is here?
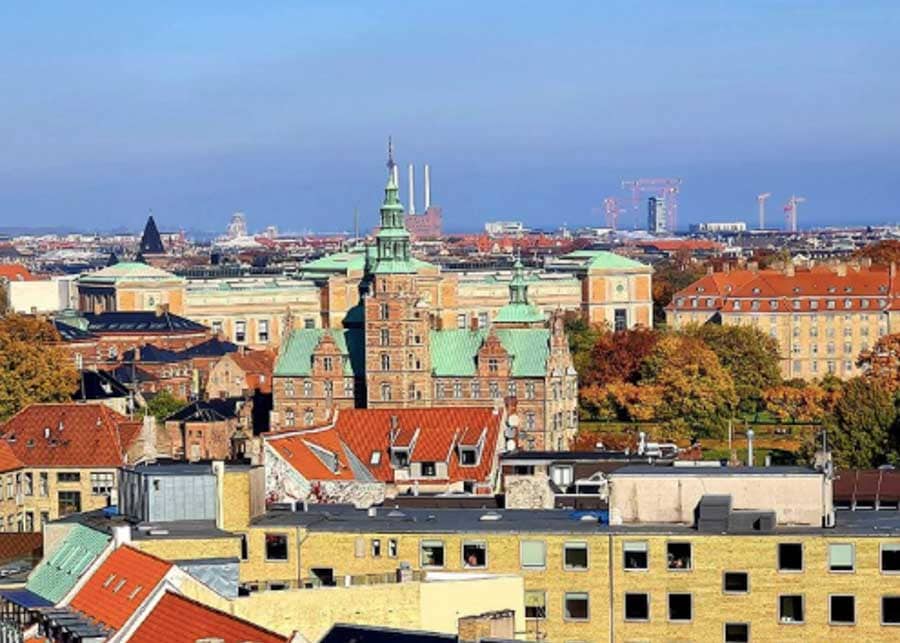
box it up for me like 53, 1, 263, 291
602, 197, 621, 230
621, 178, 682, 231
784, 195, 806, 233
757, 192, 771, 230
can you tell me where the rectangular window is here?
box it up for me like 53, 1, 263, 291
235, 320, 246, 343
39, 472, 48, 497
624, 593, 649, 622
564, 542, 588, 570
388, 538, 398, 558
520, 540, 546, 569
258, 319, 269, 343
882, 544, 900, 573
420, 540, 444, 568
723, 571, 749, 594
456, 314, 466, 329
371, 539, 381, 558
23, 473, 32, 496
462, 541, 486, 568
57, 472, 80, 483
564, 592, 589, 621
667, 542, 692, 570
524, 590, 546, 620
779, 595, 804, 624
883, 596, 900, 625
830, 595, 855, 625
91, 472, 115, 496
668, 593, 692, 622
478, 312, 488, 328
778, 543, 803, 572
624, 541, 648, 570
211, 320, 223, 335
614, 308, 628, 331
239, 534, 249, 561
57, 491, 81, 517
724, 623, 750, 642
828, 543, 854, 572
265, 533, 288, 561
420, 462, 436, 477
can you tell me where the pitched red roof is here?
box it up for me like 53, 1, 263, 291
0, 440, 24, 473
129, 591, 287, 643
0, 264, 35, 282
0, 404, 139, 469
229, 350, 276, 394
69, 546, 171, 631
267, 407, 502, 485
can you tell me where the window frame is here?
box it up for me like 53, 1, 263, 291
881, 543, 900, 574
524, 589, 546, 620
623, 592, 650, 623
827, 542, 855, 573
883, 595, 900, 626
264, 533, 289, 562
723, 622, 750, 643
462, 540, 487, 569
777, 542, 804, 573
666, 541, 693, 571
722, 571, 750, 595
563, 541, 589, 571
828, 594, 855, 626
623, 541, 649, 571
563, 591, 590, 622
778, 593, 805, 625
420, 539, 445, 569
667, 592, 693, 623
520, 540, 547, 570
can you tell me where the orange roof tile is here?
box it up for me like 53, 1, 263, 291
129, 591, 287, 643
69, 546, 171, 631
0, 264, 35, 282
0, 440, 24, 473
268, 427, 356, 481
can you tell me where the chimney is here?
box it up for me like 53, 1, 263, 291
408, 164, 415, 215
112, 524, 132, 548
424, 164, 431, 209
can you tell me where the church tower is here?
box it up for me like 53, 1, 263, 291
364, 145, 432, 407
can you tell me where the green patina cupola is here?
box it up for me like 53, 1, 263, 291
508, 258, 529, 304
493, 259, 546, 325
372, 145, 415, 274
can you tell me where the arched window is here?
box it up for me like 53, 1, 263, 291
381, 354, 391, 370
380, 383, 392, 401
304, 408, 314, 426
380, 328, 390, 346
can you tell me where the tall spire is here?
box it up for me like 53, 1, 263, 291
372, 143, 414, 274
508, 257, 529, 305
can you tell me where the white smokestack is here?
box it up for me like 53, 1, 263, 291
392, 163, 399, 187
408, 164, 415, 215
424, 164, 431, 209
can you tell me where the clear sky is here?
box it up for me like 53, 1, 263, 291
0, 1, 898, 234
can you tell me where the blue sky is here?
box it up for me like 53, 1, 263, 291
0, 2, 898, 233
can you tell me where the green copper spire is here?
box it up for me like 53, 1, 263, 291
508, 258, 529, 305
493, 258, 546, 325
372, 141, 415, 274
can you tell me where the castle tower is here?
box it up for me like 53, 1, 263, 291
493, 259, 546, 327
364, 150, 432, 407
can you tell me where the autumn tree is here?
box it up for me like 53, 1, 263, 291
651, 251, 707, 325
762, 384, 828, 423
853, 240, 900, 266
858, 333, 900, 392
583, 327, 660, 387
0, 315, 79, 420
639, 334, 738, 437
685, 323, 781, 411
825, 377, 897, 469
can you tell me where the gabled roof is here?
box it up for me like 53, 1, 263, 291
69, 546, 171, 631
165, 398, 244, 423
0, 403, 141, 470
180, 337, 239, 358
83, 311, 207, 334
53, 320, 97, 342
25, 524, 110, 603
274, 328, 364, 377
139, 216, 165, 255
122, 344, 183, 363
110, 364, 158, 385
72, 370, 130, 402
129, 591, 287, 643
429, 329, 551, 377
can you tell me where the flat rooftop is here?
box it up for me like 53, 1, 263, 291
611, 465, 820, 476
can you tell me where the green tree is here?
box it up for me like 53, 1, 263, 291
562, 311, 602, 378
0, 315, 79, 420
826, 377, 897, 469
650, 251, 707, 325
685, 323, 781, 412
141, 389, 187, 424
639, 334, 738, 438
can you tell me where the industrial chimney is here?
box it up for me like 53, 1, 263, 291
424, 164, 431, 209
408, 163, 416, 215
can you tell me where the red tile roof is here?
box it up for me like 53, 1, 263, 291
0, 440, 24, 474
69, 546, 171, 631
267, 407, 503, 485
0, 264, 35, 282
129, 591, 287, 643
0, 404, 141, 470
229, 350, 276, 394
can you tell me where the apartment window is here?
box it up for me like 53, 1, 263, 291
667, 542, 692, 570
779, 595, 804, 624
614, 308, 627, 331
723, 571, 749, 594
211, 320, 223, 335
258, 320, 269, 343
624, 542, 648, 570
456, 314, 466, 329
778, 543, 803, 571
265, 534, 288, 561
564, 592, 589, 621
57, 472, 80, 483
564, 542, 588, 570
301, 380, 312, 397
525, 382, 535, 399
371, 539, 381, 558
881, 544, 900, 572
883, 596, 900, 625
420, 540, 445, 568
381, 353, 390, 370
380, 383, 391, 401
470, 381, 481, 398
525, 412, 535, 431
421, 461, 436, 477
57, 491, 81, 517
624, 593, 649, 622
379, 303, 389, 320
828, 543, 854, 572
507, 381, 517, 398
284, 409, 295, 426
344, 379, 353, 397
525, 590, 546, 620
463, 541, 487, 568
303, 318, 315, 329
489, 381, 500, 398
388, 538, 398, 558
239, 534, 249, 561
235, 320, 246, 343
90, 472, 114, 496
322, 356, 333, 372
724, 623, 750, 642
453, 381, 463, 398
668, 593, 692, 622
323, 381, 333, 399
39, 473, 48, 497
830, 595, 855, 625
521, 540, 546, 569
22, 473, 32, 496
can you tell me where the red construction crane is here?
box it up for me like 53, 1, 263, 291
783, 195, 806, 233
621, 178, 682, 231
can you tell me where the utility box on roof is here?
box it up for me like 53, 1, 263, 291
119, 463, 218, 523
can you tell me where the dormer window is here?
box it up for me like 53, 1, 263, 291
323, 356, 333, 371
769, 299, 778, 309
459, 446, 480, 466
421, 462, 437, 477
696, 287, 705, 293
732, 301, 741, 311
390, 447, 409, 467
752, 287, 761, 294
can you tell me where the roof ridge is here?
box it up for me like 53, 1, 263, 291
153, 590, 287, 639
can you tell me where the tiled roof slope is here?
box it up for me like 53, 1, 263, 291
129, 591, 287, 643
69, 546, 171, 631
26, 524, 110, 603
82, 311, 206, 333
0, 404, 141, 470
429, 329, 551, 377
0, 264, 35, 281
274, 329, 364, 377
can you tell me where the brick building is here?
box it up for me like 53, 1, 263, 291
273, 171, 577, 450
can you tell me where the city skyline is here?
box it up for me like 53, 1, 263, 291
1, 2, 898, 231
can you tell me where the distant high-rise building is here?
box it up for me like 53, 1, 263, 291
647, 197, 666, 234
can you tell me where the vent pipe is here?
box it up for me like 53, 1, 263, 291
424, 164, 431, 209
